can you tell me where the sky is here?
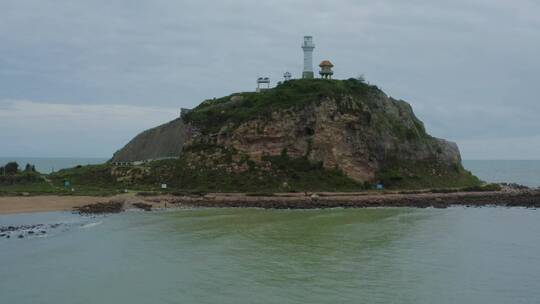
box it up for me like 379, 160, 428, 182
0, 0, 539, 159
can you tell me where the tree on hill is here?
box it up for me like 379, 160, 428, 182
4, 162, 19, 175
23, 163, 37, 173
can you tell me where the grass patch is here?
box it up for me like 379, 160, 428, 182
0, 181, 61, 196
377, 160, 481, 190
80, 151, 367, 193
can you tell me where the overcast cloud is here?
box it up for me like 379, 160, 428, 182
0, 0, 539, 158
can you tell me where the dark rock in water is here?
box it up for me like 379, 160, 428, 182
40, 230, 47, 234
18, 235, 24, 239
0, 233, 6, 237
1, 224, 47, 235
6, 235, 10, 239
75, 200, 125, 214
1, 226, 17, 233
133, 202, 153, 211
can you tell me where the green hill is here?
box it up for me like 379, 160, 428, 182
49, 78, 480, 193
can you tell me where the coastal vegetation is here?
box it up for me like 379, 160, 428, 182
0, 161, 120, 196
377, 161, 481, 189
0, 158, 496, 196
34, 156, 484, 195
0, 162, 40, 184
0, 161, 56, 196
45, 154, 363, 194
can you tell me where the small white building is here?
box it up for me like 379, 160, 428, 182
256, 77, 270, 92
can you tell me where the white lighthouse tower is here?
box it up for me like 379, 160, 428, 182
301, 36, 315, 79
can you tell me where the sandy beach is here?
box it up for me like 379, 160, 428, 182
0, 193, 169, 215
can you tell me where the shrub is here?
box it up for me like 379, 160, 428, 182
4, 162, 19, 175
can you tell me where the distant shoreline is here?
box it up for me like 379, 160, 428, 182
1, 189, 539, 215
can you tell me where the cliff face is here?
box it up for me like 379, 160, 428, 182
211, 97, 460, 182
111, 118, 192, 162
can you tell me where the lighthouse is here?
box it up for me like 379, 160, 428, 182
301, 36, 315, 79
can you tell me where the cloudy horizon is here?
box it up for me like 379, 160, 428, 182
1, 0, 539, 159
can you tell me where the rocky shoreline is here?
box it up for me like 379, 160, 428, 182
168, 189, 540, 210
1, 187, 539, 215
71, 188, 540, 214
75, 200, 125, 214
0, 223, 62, 239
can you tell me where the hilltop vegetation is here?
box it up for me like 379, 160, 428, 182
184, 78, 424, 137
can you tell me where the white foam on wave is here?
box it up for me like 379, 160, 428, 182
80, 221, 102, 229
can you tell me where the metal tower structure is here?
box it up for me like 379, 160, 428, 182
301, 36, 315, 79
283, 71, 292, 81
256, 77, 270, 92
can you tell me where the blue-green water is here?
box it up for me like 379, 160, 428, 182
463, 160, 540, 188
0, 157, 107, 174
1, 208, 540, 303
1, 159, 540, 303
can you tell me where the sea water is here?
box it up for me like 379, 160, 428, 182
1, 208, 539, 303
1, 159, 540, 303
0, 157, 107, 174
463, 160, 540, 188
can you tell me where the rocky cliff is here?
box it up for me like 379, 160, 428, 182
210, 96, 459, 183
111, 118, 192, 162
109, 78, 478, 190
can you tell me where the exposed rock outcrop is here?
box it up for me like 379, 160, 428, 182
181, 79, 470, 187
210, 97, 460, 182
75, 200, 125, 214
111, 118, 193, 162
